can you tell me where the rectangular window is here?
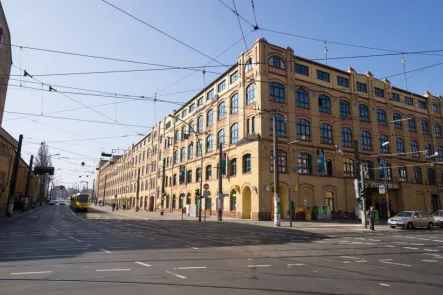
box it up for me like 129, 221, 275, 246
392, 93, 400, 101
181, 109, 187, 118
433, 104, 440, 113
317, 70, 330, 82
189, 103, 195, 113
295, 63, 309, 76
405, 96, 414, 106
337, 76, 349, 88
408, 119, 416, 132
197, 97, 203, 106
207, 89, 214, 101
165, 121, 171, 130
356, 82, 367, 93
217, 80, 226, 92
374, 87, 384, 98
230, 71, 239, 83
418, 101, 426, 110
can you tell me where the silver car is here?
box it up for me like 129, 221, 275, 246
433, 210, 443, 227
388, 211, 435, 229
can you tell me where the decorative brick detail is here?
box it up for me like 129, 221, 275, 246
231, 114, 239, 122
360, 122, 371, 129
296, 108, 311, 116
269, 67, 286, 77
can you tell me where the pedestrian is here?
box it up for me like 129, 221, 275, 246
367, 206, 375, 231
112, 203, 116, 212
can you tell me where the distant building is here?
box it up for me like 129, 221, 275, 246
96, 38, 443, 220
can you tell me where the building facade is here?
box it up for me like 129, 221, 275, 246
0, 1, 12, 126
96, 38, 443, 220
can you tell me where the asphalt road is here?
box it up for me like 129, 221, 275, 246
1, 205, 443, 295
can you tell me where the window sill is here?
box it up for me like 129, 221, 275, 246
243, 172, 252, 175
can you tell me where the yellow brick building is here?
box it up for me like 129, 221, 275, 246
96, 38, 442, 220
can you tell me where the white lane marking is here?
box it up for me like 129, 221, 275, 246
433, 240, 443, 243
424, 249, 439, 252
247, 258, 253, 261
405, 237, 416, 239
135, 262, 151, 267
68, 236, 74, 240
247, 265, 271, 268
354, 238, 365, 240
174, 266, 207, 270
31, 233, 43, 236
166, 271, 186, 279
379, 283, 390, 287
351, 242, 363, 244
418, 238, 430, 241
393, 242, 407, 244
342, 261, 352, 264
4, 250, 33, 254
75, 239, 82, 242
1, 255, 71, 260
86, 244, 92, 246
56, 248, 88, 251
403, 247, 419, 250
369, 239, 381, 242
100, 249, 111, 254
10, 271, 52, 275
192, 247, 199, 250
380, 260, 411, 267
109, 246, 131, 249
410, 243, 424, 246
287, 263, 306, 266
136, 235, 144, 238
421, 259, 438, 263
341, 256, 361, 260
96, 269, 131, 272
365, 243, 375, 245
385, 245, 396, 248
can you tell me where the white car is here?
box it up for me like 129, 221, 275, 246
388, 211, 435, 229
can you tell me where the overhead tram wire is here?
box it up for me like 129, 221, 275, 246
102, 0, 228, 67
232, 0, 249, 50
250, 0, 259, 29
45, 134, 139, 144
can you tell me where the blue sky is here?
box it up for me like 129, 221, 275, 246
2, 0, 443, 188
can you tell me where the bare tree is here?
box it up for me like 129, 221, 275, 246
35, 143, 53, 204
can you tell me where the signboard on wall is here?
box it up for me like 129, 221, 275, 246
317, 149, 325, 174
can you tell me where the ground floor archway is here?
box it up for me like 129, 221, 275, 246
230, 189, 237, 211
166, 195, 170, 208
172, 195, 177, 209
149, 196, 155, 211
431, 194, 439, 213
186, 193, 192, 205
242, 186, 252, 219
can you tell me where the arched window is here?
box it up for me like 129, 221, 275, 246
297, 118, 310, 140
428, 168, 436, 185
339, 100, 351, 118
380, 163, 392, 181
197, 139, 202, 157
173, 174, 177, 186
424, 143, 433, 159
245, 58, 254, 72
269, 82, 285, 103
230, 93, 239, 114
175, 130, 180, 143
318, 94, 331, 113
435, 123, 442, 138
186, 170, 193, 183
343, 158, 354, 177
230, 123, 239, 144
217, 129, 225, 146
270, 149, 288, 172
269, 56, 285, 69
377, 109, 386, 125
180, 147, 186, 162
242, 154, 252, 173
207, 109, 214, 127
181, 125, 187, 140
413, 167, 422, 184
218, 102, 226, 120
361, 130, 372, 150
411, 140, 419, 158
206, 134, 213, 153
230, 158, 237, 176
196, 168, 202, 182
270, 114, 286, 137
189, 120, 195, 134
363, 160, 374, 180
296, 88, 309, 109
188, 142, 194, 159
205, 165, 212, 180
173, 150, 178, 164
197, 115, 203, 132
246, 84, 256, 105
341, 127, 352, 147
393, 113, 402, 129
379, 134, 389, 153
298, 153, 312, 175
408, 118, 416, 132
396, 137, 405, 155
359, 105, 370, 121
438, 145, 443, 161
422, 120, 430, 135
320, 123, 333, 144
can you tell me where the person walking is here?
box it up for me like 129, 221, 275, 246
367, 206, 375, 231
112, 203, 116, 212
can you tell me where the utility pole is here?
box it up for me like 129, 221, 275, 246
102, 174, 107, 206
217, 143, 223, 221
135, 167, 140, 211
353, 139, 365, 228
24, 155, 34, 212
6, 134, 23, 217
273, 116, 281, 227
46, 176, 51, 202
360, 163, 367, 229
92, 179, 96, 205
161, 162, 165, 215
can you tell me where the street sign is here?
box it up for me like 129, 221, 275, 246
203, 183, 209, 190
354, 179, 360, 199
303, 199, 307, 205
378, 184, 386, 194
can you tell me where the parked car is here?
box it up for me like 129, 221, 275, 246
433, 210, 443, 227
388, 211, 435, 229
49, 200, 56, 205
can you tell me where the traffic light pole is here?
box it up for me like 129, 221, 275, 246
102, 174, 107, 206
360, 163, 367, 229
24, 155, 34, 212
160, 164, 165, 215
217, 143, 223, 221
273, 116, 281, 227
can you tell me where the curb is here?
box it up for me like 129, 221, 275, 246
0, 204, 46, 226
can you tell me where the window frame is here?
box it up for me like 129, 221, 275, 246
320, 123, 333, 144
318, 94, 331, 113
296, 118, 311, 140
296, 88, 309, 109
246, 83, 256, 105
337, 76, 349, 88
341, 127, 353, 147
356, 82, 367, 93
269, 82, 285, 103
361, 130, 372, 150
295, 63, 309, 76
270, 114, 286, 137
230, 93, 239, 114
316, 70, 330, 82
269, 56, 286, 70
217, 102, 226, 120
230, 123, 239, 144
376, 109, 387, 125
359, 104, 370, 122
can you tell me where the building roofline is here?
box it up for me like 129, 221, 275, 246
0, 1, 13, 64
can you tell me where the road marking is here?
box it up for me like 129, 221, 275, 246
433, 240, 443, 243
192, 247, 199, 250
418, 238, 430, 241
75, 239, 82, 242
384, 245, 396, 248
4, 250, 34, 254
341, 256, 360, 260
403, 247, 419, 250
364, 243, 375, 245
405, 237, 416, 239
166, 271, 186, 279
96, 269, 131, 272
342, 261, 352, 264
86, 244, 92, 246
247, 258, 253, 260
100, 249, 111, 254
369, 239, 381, 242
136, 235, 144, 238
393, 242, 407, 244
410, 243, 424, 246
174, 266, 207, 270
354, 238, 365, 240
135, 262, 151, 267
68, 236, 74, 240
351, 242, 363, 244
379, 283, 390, 287
421, 259, 438, 263
380, 260, 411, 267
247, 265, 271, 268
10, 271, 52, 275
287, 263, 306, 266
424, 249, 439, 252
56, 248, 88, 251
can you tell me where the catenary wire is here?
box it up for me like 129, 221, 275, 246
232, 0, 249, 50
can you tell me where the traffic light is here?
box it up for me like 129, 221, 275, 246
360, 188, 366, 199
34, 166, 55, 176
81, 162, 85, 166
195, 189, 200, 196
101, 152, 112, 157
222, 153, 227, 176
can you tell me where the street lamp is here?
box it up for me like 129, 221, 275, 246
169, 114, 204, 222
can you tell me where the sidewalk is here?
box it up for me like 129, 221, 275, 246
91, 205, 373, 229
0, 204, 46, 227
